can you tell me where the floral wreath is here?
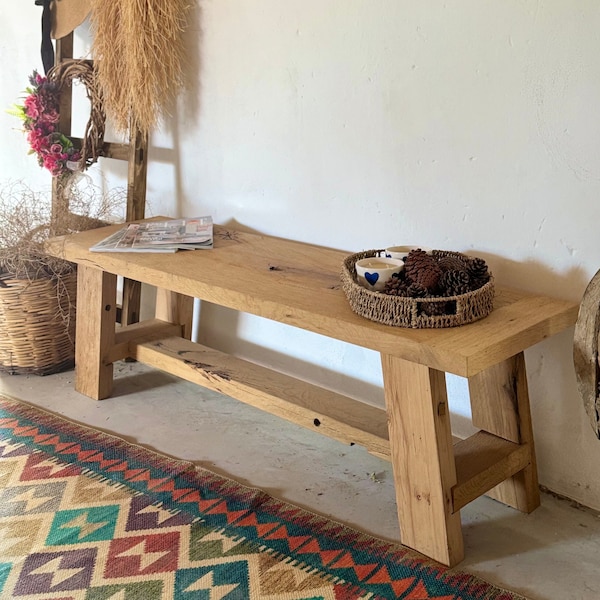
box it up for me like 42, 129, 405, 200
10, 59, 105, 179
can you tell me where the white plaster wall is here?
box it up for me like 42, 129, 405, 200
2, 1, 600, 508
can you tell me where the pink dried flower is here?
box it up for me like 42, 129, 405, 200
42, 109, 59, 123
26, 128, 47, 153
10, 70, 79, 178
23, 94, 42, 119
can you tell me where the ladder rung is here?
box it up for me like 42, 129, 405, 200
69, 137, 130, 161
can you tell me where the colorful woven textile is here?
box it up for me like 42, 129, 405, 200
0, 395, 526, 599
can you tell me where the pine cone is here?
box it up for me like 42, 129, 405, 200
404, 250, 442, 291
467, 257, 490, 289
437, 254, 468, 272
383, 273, 408, 296
406, 283, 428, 298
467, 257, 488, 278
440, 270, 471, 296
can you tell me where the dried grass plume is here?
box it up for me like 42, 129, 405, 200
90, 0, 191, 136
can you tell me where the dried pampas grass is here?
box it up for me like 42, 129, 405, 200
90, 0, 190, 136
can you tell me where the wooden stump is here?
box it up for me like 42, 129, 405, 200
573, 269, 600, 438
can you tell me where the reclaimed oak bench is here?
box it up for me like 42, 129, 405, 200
46, 221, 578, 566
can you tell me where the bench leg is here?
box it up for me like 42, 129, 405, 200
75, 266, 117, 400
120, 278, 142, 325
381, 354, 464, 566
468, 352, 540, 512
155, 289, 194, 340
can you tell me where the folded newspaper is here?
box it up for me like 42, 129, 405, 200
90, 217, 213, 253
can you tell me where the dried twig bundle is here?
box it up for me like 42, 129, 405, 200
90, 0, 190, 136
0, 179, 124, 281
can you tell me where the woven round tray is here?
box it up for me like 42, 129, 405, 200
341, 250, 495, 328
0, 272, 77, 375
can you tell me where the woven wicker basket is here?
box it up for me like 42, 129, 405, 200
341, 250, 495, 329
0, 272, 77, 375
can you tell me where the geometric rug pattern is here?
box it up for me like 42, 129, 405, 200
0, 395, 526, 599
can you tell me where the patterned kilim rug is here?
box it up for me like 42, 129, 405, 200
0, 394, 527, 600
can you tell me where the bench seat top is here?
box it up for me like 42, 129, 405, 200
46, 221, 578, 378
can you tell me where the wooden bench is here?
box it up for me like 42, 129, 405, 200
46, 222, 578, 566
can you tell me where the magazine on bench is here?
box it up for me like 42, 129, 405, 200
90, 217, 213, 253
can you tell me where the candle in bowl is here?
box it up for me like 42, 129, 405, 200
384, 245, 432, 260
355, 257, 404, 292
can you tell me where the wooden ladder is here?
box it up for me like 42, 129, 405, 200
52, 33, 147, 325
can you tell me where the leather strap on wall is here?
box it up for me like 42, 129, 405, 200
35, 0, 55, 73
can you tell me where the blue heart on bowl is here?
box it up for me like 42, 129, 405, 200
365, 272, 379, 285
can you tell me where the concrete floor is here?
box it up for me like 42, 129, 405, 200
1, 362, 599, 600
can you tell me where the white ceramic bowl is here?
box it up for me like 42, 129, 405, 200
384, 245, 432, 260
355, 257, 404, 292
